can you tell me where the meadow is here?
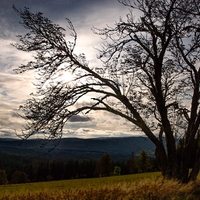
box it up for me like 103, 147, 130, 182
0, 172, 200, 200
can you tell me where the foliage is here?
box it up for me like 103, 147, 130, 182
113, 166, 121, 175
11, 170, 28, 184
136, 150, 151, 173
127, 152, 138, 174
0, 150, 157, 184
13, 0, 200, 182
95, 153, 114, 177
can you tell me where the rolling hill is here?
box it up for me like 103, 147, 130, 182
0, 136, 156, 161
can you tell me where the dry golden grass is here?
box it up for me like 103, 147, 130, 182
1, 174, 200, 199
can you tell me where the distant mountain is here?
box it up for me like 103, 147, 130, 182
0, 137, 156, 161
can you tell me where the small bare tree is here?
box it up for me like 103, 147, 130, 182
13, 0, 200, 183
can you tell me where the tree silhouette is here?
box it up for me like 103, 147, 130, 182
136, 150, 151, 173
11, 170, 28, 184
95, 154, 113, 177
13, 0, 200, 183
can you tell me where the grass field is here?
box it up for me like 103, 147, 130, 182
0, 172, 200, 199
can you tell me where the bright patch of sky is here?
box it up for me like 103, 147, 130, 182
0, 0, 144, 139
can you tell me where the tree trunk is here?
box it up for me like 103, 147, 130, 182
190, 163, 200, 181
189, 149, 200, 181
155, 144, 169, 177
156, 140, 200, 183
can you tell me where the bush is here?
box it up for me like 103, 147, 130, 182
113, 166, 121, 176
11, 171, 28, 184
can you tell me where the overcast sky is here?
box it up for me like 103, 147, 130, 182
0, 0, 144, 139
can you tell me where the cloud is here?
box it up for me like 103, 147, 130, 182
0, 72, 35, 132
0, 128, 17, 138
0, 0, 128, 60
0, 0, 143, 139
62, 127, 144, 139
0, 72, 35, 100
61, 109, 140, 138
68, 115, 91, 122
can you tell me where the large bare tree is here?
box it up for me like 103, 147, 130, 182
13, 0, 200, 183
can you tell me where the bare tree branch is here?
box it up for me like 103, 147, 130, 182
13, 0, 200, 182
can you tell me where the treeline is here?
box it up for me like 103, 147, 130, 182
0, 150, 158, 184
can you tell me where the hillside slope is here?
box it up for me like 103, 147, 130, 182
0, 137, 156, 160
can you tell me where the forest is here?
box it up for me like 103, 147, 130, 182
0, 150, 158, 184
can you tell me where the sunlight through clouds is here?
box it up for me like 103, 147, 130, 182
0, 0, 131, 138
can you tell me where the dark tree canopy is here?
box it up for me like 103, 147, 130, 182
13, 0, 200, 183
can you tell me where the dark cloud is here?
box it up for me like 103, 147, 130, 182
82, 129, 90, 132
0, 0, 124, 39
0, 126, 18, 138
0, 0, 133, 138
69, 115, 90, 122
0, 129, 14, 137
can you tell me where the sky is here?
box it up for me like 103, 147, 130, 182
0, 0, 143, 139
